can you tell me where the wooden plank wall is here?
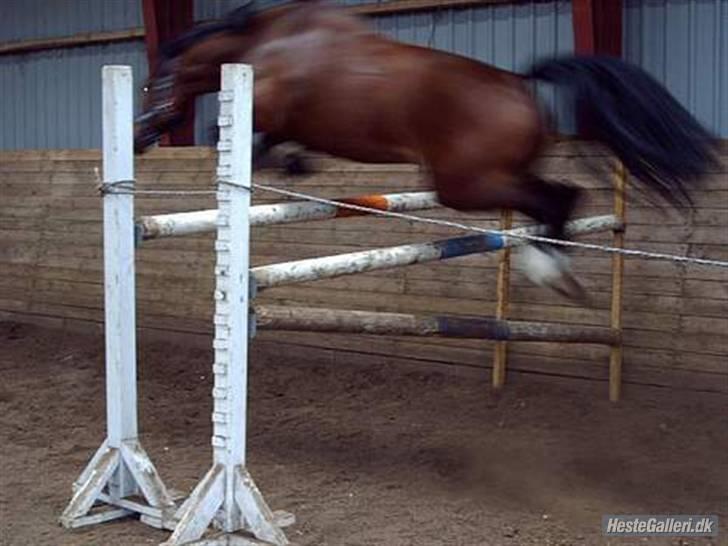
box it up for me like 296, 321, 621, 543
1, 144, 726, 393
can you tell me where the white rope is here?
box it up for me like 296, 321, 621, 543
97, 178, 232, 196
102, 187, 219, 196
95, 168, 223, 196
98, 182, 218, 196
251, 181, 728, 269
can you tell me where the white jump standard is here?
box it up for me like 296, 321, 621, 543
162, 64, 289, 546
60, 66, 176, 531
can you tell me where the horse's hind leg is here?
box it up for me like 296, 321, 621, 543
434, 170, 586, 300
512, 175, 588, 301
252, 133, 311, 175
511, 174, 583, 240
433, 170, 581, 234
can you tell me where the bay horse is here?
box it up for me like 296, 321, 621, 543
134, 0, 717, 299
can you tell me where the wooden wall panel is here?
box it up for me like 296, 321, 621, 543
1, 144, 726, 394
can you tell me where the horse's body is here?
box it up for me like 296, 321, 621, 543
135, 1, 716, 299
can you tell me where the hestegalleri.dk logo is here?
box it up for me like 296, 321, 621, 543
602, 515, 719, 537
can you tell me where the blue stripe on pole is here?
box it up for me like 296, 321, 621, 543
434, 316, 510, 339
435, 233, 504, 260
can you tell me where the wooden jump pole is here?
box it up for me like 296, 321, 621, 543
492, 209, 512, 389
253, 304, 620, 344
252, 214, 620, 290
137, 190, 439, 241
610, 163, 627, 401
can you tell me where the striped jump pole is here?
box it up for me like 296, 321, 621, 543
253, 305, 619, 345
137, 190, 439, 241
252, 214, 621, 290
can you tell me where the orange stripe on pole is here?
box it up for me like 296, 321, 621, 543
335, 195, 390, 217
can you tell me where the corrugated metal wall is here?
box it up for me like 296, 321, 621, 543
0, 0, 726, 149
0, 0, 142, 42
0, 0, 147, 149
624, 0, 727, 137
0, 44, 147, 149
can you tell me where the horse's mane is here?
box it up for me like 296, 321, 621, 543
159, 0, 295, 61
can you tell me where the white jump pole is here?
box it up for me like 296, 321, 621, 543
163, 64, 288, 546
252, 214, 620, 290
60, 66, 175, 529
137, 190, 439, 241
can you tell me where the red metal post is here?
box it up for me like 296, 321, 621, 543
142, 0, 195, 146
593, 0, 622, 57
572, 0, 622, 56
572, 0, 596, 54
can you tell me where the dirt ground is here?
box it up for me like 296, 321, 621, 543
1, 321, 726, 546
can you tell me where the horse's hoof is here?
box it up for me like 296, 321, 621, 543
517, 245, 591, 304
548, 271, 592, 305
283, 154, 311, 176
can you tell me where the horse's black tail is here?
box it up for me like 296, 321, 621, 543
528, 55, 718, 208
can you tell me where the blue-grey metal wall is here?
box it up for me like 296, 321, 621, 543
624, 0, 727, 137
0, 0, 147, 149
0, 44, 148, 149
0, 0, 142, 42
0, 0, 726, 149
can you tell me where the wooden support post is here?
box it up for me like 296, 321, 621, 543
609, 163, 626, 401
492, 209, 512, 389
